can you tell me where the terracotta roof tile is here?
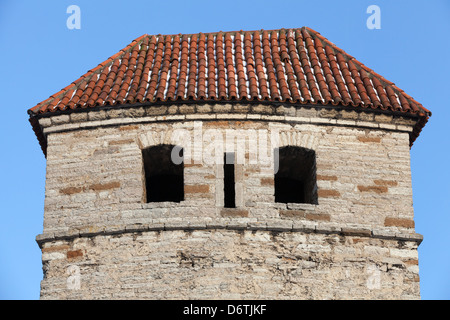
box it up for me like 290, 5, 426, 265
28, 27, 431, 155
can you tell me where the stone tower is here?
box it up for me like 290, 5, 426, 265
29, 27, 430, 299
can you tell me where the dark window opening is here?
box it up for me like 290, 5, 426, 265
224, 152, 236, 208
142, 145, 184, 203
274, 146, 317, 204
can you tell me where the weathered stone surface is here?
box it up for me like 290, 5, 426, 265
66, 249, 83, 259
357, 136, 381, 143
60, 186, 84, 195
384, 217, 415, 228
374, 179, 398, 186
318, 189, 341, 198
39, 229, 420, 300
317, 175, 338, 181
51, 114, 70, 125
88, 110, 107, 121
38, 104, 421, 300
220, 208, 248, 217
185, 185, 209, 193
145, 106, 167, 116
89, 181, 120, 191
279, 209, 305, 218
38, 117, 52, 127
305, 213, 330, 222
358, 185, 388, 194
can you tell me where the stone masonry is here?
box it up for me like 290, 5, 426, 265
35, 103, 422, 299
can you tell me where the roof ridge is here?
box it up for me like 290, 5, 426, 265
138, 27, 306, 39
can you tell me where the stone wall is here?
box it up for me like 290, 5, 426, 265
36, 104, 422, 299
39, 228, 420, 300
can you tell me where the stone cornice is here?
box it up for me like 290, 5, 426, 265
40, 113, 415, 137
36, 219, 423, 248
31, 102, 422, 156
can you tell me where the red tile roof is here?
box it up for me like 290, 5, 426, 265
28, 27, 430, 154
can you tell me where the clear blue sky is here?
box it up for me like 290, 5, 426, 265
0, 0, 448, 300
